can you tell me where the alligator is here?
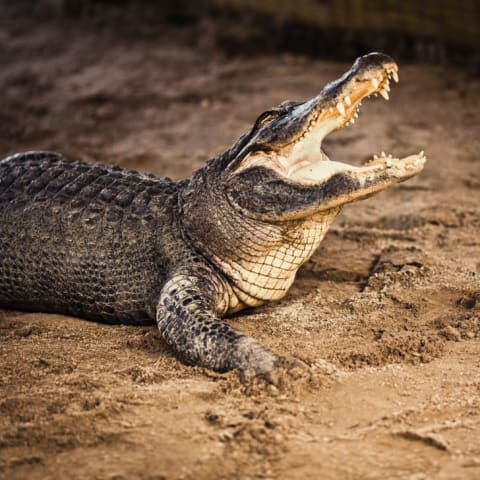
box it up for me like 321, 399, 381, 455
0, 52, 425, 380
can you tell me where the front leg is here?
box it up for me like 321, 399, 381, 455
156, 266, 280, 377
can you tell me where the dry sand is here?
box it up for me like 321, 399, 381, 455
0, 7, 479, 480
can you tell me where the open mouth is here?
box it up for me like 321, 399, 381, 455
238, 59, 426, 185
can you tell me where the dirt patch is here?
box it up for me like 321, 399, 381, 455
1, 5, 479, 480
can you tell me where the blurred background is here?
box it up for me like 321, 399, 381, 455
12, 0, 480, 66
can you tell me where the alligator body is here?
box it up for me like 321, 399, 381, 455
0, 53, 426, 378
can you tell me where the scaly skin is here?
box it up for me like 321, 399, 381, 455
0, 53, 426, 378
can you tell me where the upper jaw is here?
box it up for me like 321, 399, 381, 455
238, 55, 402, 184
289, 57, 400, 151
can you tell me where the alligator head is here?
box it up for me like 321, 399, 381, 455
220, 52, 426, 221
181, 52, 426, 309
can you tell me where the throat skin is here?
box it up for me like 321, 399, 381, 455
218, 208, 341, 313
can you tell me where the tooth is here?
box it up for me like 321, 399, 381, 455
336, 102, 346, 116
374, 154, 378, 160
384, 82, 390, 92
371, 78, 379, 89
354, 112, 358, 119
392, 71, 399, 83
345, 95, 352, 106
380, 89, 389, 100
381, 151, 386, 157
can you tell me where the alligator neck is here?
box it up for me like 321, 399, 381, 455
179, 172, 340, 311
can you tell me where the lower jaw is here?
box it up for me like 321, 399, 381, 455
286, 151, 426, 186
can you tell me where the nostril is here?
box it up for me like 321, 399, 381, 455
356, 52, 397, 72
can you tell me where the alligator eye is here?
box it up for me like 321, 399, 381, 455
255, 109, 282, 128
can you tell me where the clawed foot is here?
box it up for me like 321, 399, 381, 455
232, 337, 311, 390
240, 355, 311, 391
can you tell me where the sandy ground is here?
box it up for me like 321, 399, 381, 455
1, 6, 479, 480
